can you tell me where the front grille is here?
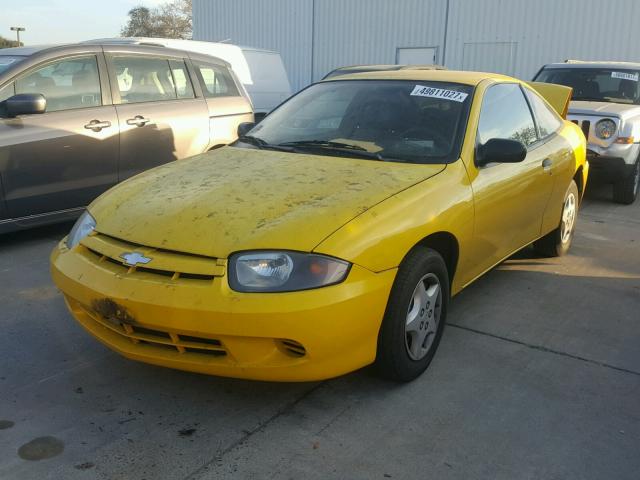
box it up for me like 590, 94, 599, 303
80, 233, 226, 282
580, 120, 591, 140
278, 339, 307, 357
80, 304, 227, 357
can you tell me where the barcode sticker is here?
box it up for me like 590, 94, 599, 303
410, 85, 469, 102
611, 71, 639, 82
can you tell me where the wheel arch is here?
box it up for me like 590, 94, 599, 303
410, 231, 459, 287
573, 165, 585, 202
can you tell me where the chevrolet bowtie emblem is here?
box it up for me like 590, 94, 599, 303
120, 252, 152, 267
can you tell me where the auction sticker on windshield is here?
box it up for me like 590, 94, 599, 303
611, 71, 639, 82
410, 85, 469, 102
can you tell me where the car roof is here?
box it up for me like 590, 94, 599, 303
543, 60, 640, 70
0, 42, 231, 69
0, 45, 57, 56
321, 69, 514, 86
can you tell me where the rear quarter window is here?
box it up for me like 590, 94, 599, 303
194, 62, 240, 98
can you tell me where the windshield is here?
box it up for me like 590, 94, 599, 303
535, 67, 640, 105
238, 80, 474, 164
0, 55, 26, 74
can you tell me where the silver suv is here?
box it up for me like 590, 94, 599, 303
534, 61, 640, 204
0, 43, 253, 233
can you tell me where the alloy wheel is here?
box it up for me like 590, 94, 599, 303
404, 273, 442, 361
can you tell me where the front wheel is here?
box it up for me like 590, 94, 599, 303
534, 180, 579, 257
613, 159, 640, 205
375, 247, 449, 382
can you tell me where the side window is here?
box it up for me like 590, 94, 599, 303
478, 83, 537, 147
194, 62, 240, 98
112, 56, 177, 104
523, 88, 563, 139
14, 56, 101, 112
168, 60, 194, 99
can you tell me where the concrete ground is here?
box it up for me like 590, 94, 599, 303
0, 182, 638, 480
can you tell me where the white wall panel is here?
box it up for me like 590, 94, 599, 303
193, 0, 313, 91
194, 0, 640, 91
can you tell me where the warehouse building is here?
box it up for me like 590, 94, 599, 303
193, 0, 640, 92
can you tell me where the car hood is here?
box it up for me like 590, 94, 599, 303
569, 100, 640, 119
89, 147, 445, 258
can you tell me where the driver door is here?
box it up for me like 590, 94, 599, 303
465, 83, 555, 280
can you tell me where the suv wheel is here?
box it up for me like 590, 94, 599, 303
613, 159, 640, 205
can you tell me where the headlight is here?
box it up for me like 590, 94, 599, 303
66, 211, 96, 249
229, 251, 350, 292
595, 119, 617, 139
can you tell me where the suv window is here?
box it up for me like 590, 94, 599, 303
113, 56, 179, 104
478, 83, 537, 147
523, 87, 563, 139
535, 67, 640, 105
14, 56, 101, 112
194, 62, 240, 98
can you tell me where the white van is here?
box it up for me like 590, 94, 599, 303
85, 38, 292, 119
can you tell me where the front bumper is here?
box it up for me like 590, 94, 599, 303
587, 150, 638, 182
51, 241, 396, 382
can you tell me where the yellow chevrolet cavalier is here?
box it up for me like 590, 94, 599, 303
51, 70, 587, 382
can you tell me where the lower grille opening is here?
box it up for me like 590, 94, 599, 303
279, 339, 307, 357
132, 325, 171, 340
184, 347, 227, 357
179, 335, 222, 346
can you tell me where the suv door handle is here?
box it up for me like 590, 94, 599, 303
542, 158, 553, 173
84, 119, 111, 132
126, 115, 151, 127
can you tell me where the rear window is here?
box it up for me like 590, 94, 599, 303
0, 55, 25, 74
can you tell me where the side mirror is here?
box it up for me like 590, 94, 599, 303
6, 93, 47, 117
237, 122, 255, 138
476, 138, 527, 167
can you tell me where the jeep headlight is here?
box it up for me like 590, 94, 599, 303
229, 251, 350, 292
595, 119, 617, 139
66, 211, 96, 249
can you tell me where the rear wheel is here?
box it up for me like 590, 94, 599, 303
534, 180, 579, 257
612, 159, 640, 205
376, 247, 449, 382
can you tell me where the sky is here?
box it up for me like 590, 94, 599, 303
1, 0, 168, 45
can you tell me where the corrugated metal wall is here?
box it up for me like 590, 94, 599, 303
192, 0, 314, 92
194, 0, 640, 92
444, 0, 640, 79
311, 0, 447, 83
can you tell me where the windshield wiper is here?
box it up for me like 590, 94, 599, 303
278, 140, 385, 161
236, 135, 295, 152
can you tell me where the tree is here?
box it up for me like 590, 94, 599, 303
121, 0, 192, 39
0, 36, 22, 49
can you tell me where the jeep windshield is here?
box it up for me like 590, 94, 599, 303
234, 80, 474, 164
0, 55, 26, 74
535, 67, 640, 105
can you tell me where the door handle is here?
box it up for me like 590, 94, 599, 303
542, 158, 553, 173
126, 115, 151, 127
84, 119, 111, 132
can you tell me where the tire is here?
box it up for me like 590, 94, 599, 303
375, 247, 449, 382
534, 180, 579, 257
613, 159, 640, 205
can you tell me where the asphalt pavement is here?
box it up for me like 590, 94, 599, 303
0, 182, 638, 480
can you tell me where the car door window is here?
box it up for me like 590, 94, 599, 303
112, 56, 177, 104
523, 87, 563, 139
194, 62, 240, 98
478, 83, 537, 147
168, 60, 195, 99
14, 56, 101, 112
